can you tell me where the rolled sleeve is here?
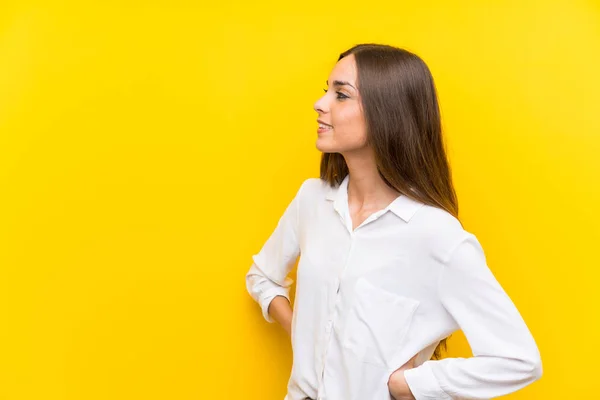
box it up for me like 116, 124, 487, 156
403, 362, 452, 400
246, 262, 293, 323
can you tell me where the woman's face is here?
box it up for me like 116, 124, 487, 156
313, 54, 367, 154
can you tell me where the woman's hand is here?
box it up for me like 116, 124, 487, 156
387, 354, 418, 400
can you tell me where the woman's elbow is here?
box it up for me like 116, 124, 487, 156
523, 350, 543, 382
530, 356, 543, 381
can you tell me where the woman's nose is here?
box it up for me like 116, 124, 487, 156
313, 95, 327, 114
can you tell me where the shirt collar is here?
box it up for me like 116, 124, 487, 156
324, 174, 425, 223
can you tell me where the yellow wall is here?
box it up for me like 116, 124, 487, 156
1, 1, 598, 399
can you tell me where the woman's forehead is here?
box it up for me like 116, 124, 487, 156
329, 55, 357, 86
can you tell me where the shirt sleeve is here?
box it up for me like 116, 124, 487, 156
403, 233, 543, 399
245, 181, 304, 323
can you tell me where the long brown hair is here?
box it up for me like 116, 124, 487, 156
320, 44, 458, 360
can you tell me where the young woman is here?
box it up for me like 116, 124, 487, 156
246, 43, 542, 400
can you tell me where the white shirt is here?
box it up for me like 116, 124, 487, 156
246, 175, 542, 400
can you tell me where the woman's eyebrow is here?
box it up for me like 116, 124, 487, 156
326, 80, 356, 90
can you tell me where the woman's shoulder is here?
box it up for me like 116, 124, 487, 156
413, 204, 463, 231
410, 204, 475, 260
296, 177, 330, 199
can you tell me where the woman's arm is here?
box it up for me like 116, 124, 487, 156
402, 233, 542, 399
245, 180, 305, 330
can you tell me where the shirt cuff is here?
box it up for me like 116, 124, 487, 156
258, 286, 290, 323
403, 362, 453, 400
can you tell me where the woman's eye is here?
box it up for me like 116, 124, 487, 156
322, 88, 348, 100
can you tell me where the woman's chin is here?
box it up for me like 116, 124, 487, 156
316, 138, 335, 153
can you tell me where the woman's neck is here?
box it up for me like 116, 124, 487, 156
344, 150, 400, 210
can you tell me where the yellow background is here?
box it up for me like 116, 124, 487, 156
1, 0, 598, 399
